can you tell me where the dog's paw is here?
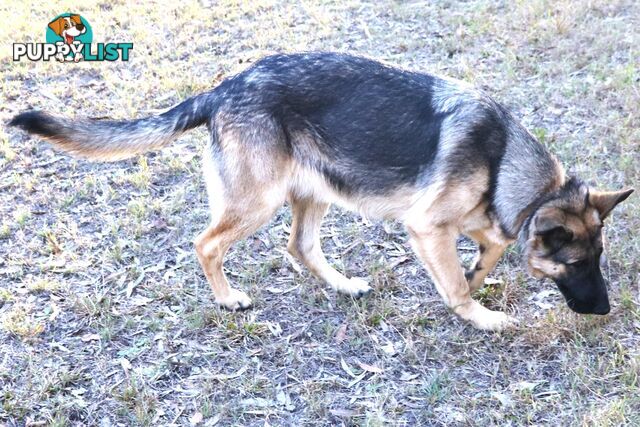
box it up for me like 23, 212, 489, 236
472, 310, 518, 331
455, 300, 517, 331
215, 289, 252, 311
336, 277, 372, 298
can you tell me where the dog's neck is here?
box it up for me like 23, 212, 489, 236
516, 178, 565, 247
492, 121, 566, 240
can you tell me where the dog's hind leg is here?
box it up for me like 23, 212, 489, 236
194, 196, 284, 310
195, 218, 256, 311
287, 198, 372, 297
406, 224, 516, 331
194, 138, 287, 311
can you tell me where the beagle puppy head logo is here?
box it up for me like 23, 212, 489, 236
48, 15, 86, 44
46, 13, 92, 45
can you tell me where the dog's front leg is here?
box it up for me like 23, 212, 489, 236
406, 224, 516, 331
465, 230, 509, 292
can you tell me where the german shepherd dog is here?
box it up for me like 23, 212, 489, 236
10, 53, 633, 331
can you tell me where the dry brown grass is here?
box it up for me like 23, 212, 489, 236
1, 0, 639, 425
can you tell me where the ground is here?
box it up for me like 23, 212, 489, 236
1, 1, 639, 426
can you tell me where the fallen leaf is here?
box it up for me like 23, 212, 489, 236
276, 390, 295, 411
356, 360, 383, 374
388, 256, 409, 269
491, 391, 513, 407
529, 289, 558, 301
399, 372, 419, 381
266, 284, 301, 294
81, 333, 101, 342
340, 358, 357, 378
381, 342, 397, 356
534, 301, 554, 310
48, 302, 60, 321
210, 365, 248, 381
71, 387, 87, 396
145, 260, 166, 272
189, 412, 203, 426
335, 323, 348, 343
126, 271, 146, 297
130, 296, 153, 306
329, 408, 357, 417
348, 372, 368, 388
209, 414, 221, 425
240, 397, 273, 408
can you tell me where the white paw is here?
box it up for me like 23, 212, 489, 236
336, 277, 372, 298
473, 310, 518, 331
456, 300, 518, 331
215, 289, 252, 311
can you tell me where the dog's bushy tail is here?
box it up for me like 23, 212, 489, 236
9, 91, 218, 161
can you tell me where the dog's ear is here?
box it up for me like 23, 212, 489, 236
533, 207, 573, 248
589, 188, 634, 220
48, 17, 65, 36
70, 15, 82, 25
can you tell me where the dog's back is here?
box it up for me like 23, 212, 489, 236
217, 53, 508, 195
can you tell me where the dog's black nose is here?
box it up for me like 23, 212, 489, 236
76, 23, 85, 31
592, 301, 610, 315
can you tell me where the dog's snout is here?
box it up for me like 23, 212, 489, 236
592, 301, 610, 315
76, 23, 85, 31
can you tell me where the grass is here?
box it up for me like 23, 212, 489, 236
1, 0, 639, 425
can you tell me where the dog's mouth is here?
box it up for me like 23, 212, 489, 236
65, 34, 74, 44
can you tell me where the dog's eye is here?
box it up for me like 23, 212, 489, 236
567, 259, 587, 268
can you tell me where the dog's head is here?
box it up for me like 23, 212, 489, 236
48, 15, 86, 44
524, 178, 633, 315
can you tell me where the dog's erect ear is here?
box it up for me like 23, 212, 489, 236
533, 208, 573, 247
589, 188, 634, 220
48, 17, 65, 36
70, 15, 82, 25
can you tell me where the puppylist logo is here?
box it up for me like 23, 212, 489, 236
13, 13, 133, 62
